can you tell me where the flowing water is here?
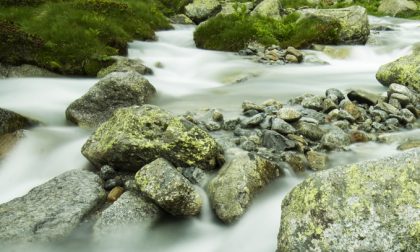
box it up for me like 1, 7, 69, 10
0, 16, 419, 251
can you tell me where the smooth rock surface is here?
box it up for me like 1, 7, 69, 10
97, 57, 153, 78
0, 170, 105, 242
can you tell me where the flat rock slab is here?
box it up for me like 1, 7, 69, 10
0, 170, 105, 243
278, 148, 420, 251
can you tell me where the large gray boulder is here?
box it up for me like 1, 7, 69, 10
376, 52, 420, 91
93, 191, 161, 238
208, 149, 283, 223
298, 6, 370, 44
277, 149, 420, 251
135, 158, 203, 216
0, 170, 106, 242
0, 108, 38, 136
185, 0, 222, 23
378, 0, 418, 17
66, 71, 156, 128
97, 57, 153, 78
82, 105, 223, 171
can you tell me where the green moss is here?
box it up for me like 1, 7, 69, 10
193, 11, 340, 51
0, 0, 172, 76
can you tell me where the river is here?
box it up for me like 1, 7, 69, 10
0, 16, 419, 252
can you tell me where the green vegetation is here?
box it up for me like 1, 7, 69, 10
194, 10, 340, 52
281, 0, 420, 19
0, 0, 172, 76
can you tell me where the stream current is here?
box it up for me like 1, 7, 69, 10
0, 16, 419, 252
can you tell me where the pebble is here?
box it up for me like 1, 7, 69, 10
278, 107, 302, 122
107, 186, 124, 202
99, 165, 116, 180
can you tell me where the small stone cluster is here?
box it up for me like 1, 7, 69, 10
182, 83, 419, 172
239, 44, 304, 64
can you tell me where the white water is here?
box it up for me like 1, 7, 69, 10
0, 16, 419, 251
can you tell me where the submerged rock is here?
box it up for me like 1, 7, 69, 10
135, 158, 202, 216
0, 170, 105, 242
97, 57, 153, 78
82, 105, 223, 171
0, 64, 59, 78
277, 149, 420, 252
66, 71, 156, 128
298, 6, 370, 45
376, 52, 420, 91
208, 149, 283, 223
93, 191, 161, 238
0, 108, 38, 136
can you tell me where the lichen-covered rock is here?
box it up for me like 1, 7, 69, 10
208, 149, 283, 223
277, 149, 420, 252
220, 1, 254, 15
0, 170, 106, 242
82, 105, 223, 171
298, 6, 370, 44
97, 57, 153, 78
251, 0, 280, 18
376, 52, 420, 91
93, 191, 161, 238
185, 0, 221, 23
378, 0, 418, 17
0, 107, 38, 136
135, 158, 202, 216
66, 71, 156, 128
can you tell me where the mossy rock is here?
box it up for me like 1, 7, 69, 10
376, 52, 420, 91
0, 107, 38, 136
82, 105, 224, 171
277, 149, 420, 251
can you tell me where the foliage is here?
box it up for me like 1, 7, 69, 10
194, 10, 340, 52
0, 0, 172, 76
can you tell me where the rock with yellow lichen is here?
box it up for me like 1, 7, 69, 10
277, 148, 420, 252
376, 52, 420, 91
208, 148, 284, 223
81, 105, 224, 171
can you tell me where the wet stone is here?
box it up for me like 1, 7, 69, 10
321, 128, 351, 150
278, 107, 302, 122
223, 118, 240, 131
306, 151, 328, 171
261, 130, 295, 152
390, 93, 411, 107
104, 177, 124, 191
326, 88, 345, 103
322, 98, 338, 113
99, 165, 116, 180
107, 186, 124, 202
349, 130, 370, 143
296, 121, 324, 141
301, 95, 324, 111
243, 109, 259, 117
271, 118, 296, 134
242, 100, 264, 112
388, 98, 402, 109
281, 152, 309, 173
241, 113, 265, 128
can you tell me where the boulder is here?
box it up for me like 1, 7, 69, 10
135, 158, 202, 216
0, 108, 38, 136
208, 149, 283, 223
298, 6, 370, 44
376, 52, 420, 91
185, 0, 222, 23
66, 71, 156, 128
169, 14, 195, 25
251, 0, 280, 18
0, 64, 59, 78
82, 105, 223, 171
378, 0, 418, 17
93, 191, 161, 237
277, 149, 420, 251
97, 57, 153, 78
0, 170, 105, 242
